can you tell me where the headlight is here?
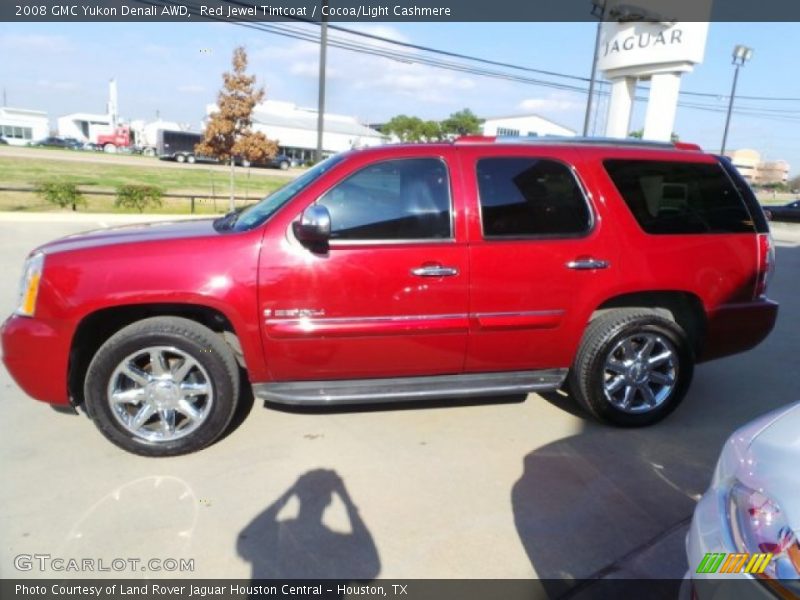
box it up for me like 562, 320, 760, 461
15, 253, 45, 317
729, 482, 800, 580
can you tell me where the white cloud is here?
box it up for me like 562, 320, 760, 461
0, 34, 72, 53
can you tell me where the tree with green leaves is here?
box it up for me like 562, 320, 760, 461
197, 46, 277, 211
36, 182, 85, 211
384, 109, 479, 142
115, 185, 164, 213
440, 109, 481, 137
383, 115, 443, 142
629, 129, 680, 143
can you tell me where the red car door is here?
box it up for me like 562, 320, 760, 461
258, 147, 470, 381
460, 145, 620, 372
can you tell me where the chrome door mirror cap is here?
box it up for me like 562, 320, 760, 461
293, 204, 331, 250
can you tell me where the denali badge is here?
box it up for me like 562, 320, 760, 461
263, 308, 326, 319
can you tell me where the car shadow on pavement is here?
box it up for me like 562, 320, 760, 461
512, 242, 799, 597
237, 469, 380, 580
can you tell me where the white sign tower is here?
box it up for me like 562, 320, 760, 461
598, 6, 710, 142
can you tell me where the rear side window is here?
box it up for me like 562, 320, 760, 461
604, 160, 756, 234
477, 158, 591, 237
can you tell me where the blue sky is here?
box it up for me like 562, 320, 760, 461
1, 21, 798, 174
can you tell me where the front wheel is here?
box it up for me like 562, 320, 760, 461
568, 309, 693, 427
84, 317, 240, 456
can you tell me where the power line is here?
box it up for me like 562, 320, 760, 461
138, 0, 800, 124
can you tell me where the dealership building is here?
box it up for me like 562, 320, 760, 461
0, 107, 49, 145
207, 100, 387, 163
481, 114, 575, 138
725, 149, 791, 185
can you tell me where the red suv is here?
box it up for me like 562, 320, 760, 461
2, 138, 778, 456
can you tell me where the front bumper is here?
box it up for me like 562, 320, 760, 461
1, 315, 72, 405
700, 299, 779, 362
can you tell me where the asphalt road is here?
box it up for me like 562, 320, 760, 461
1, 213, 798, 586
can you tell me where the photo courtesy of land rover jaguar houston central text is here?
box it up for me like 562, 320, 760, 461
1, 137, 778, 456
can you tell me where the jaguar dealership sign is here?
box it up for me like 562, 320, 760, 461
598, 21, 709, 76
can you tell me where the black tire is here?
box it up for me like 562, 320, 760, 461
279, 160, 289, 170
84, 317, 240, 456
568, 309, 693, 427
176, 154, 186, 163
187, 154, 196, 164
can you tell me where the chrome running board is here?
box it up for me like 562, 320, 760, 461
252, 369, 567, 406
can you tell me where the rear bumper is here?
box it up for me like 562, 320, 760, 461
699, 299, 779, 362
1, 315, 72, 405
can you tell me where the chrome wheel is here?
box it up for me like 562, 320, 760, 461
602, 332, 677, 414
107, 346, 213, 443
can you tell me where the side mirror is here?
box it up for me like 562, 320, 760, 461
293, 204, 331, 250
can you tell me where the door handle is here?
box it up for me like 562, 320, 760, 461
411, 265, 459, 277
566, 258, 610, 270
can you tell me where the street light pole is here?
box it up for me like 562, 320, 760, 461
582, 0, 606, 137
316, 0, 328, 163
720, 44, 753, 156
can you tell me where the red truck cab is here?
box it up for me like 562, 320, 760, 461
96, 125, 131, 152
2, 138, 778, 455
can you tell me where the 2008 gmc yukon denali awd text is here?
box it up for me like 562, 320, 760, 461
1, 138, 778, 456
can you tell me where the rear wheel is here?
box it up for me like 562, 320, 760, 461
187, 154, 196, 164
568, 309, 693, 427
279, 160, 289, 170
103, 143, 117, 153
84, 317, 239, 456
176, 153, 186, 163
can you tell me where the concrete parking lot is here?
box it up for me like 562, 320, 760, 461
1, 212, 798, 588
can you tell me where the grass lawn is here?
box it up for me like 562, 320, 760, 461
0, 155, 288, 213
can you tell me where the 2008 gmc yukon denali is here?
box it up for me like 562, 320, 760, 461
1, 137, 778, 456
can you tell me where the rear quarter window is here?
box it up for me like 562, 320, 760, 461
603, 159, 756, 234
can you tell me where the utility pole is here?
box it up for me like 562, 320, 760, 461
583, 0, 607, 137
720, 45, 753, 155
316, 0, 328, 163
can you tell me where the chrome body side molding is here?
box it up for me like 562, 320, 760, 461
252, 369, 568, 406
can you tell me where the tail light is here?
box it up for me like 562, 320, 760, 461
755, 233, 775, 298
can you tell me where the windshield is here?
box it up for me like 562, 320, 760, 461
220, 153, 347, 232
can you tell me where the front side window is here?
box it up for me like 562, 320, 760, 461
318, 158, 451, 241
477, 157, 591, 237
226, 153, 347, 232
604, 160, 755, 234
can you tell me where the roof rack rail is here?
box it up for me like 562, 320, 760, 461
453, 135, 701, 151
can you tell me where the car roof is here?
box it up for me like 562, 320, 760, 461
348, 136, 706, 159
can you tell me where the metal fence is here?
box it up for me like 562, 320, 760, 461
0, 186, 257, 213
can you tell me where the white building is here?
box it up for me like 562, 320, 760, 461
0, 107, 49, 145
725, 149, 791, 186
57, 112, 113, 143
481, 114, 576, 138
206, 100, 387, 163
